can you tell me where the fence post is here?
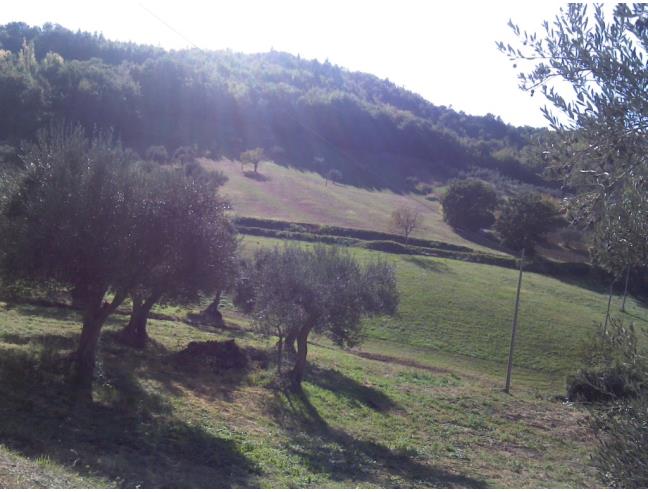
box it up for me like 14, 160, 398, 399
504, 248, 525, 394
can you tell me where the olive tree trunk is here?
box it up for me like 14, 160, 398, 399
201, 290, 224, 327
73, 289, 127, 399
284, 328, 298, 354
118, 292, 160, 349
290, 325, 312, 390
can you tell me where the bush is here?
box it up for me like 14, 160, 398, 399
495, 192, 563, 254
567, 318, 648, 486
567, 366, 642, 402
441, 179, 497, 230
145, 145, 168, 163
593, 397, 648, 488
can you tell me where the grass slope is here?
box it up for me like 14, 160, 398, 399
208, 158, 498, 253
0, 235, 641, 487
241, 235, 648, 389
0, 303, 598, 488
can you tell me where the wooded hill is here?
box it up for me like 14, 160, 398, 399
0, 22, 549, 190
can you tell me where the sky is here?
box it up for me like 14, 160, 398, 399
0, 1, 570, 128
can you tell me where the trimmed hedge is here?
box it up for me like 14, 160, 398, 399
234, 216, 599, 280
232, 216, 472, 252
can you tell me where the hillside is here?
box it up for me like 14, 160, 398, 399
1, 231, 627, 486
0, 22, 551, 190
241, 236, 644, 385
210, 158, 493, 252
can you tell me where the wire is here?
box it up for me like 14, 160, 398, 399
138, 2, 200, 49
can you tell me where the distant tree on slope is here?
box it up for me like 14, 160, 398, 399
240, 147, 264, 174
390, 206, 422, 243
495, 192, 563, 254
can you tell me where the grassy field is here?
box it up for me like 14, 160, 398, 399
0, 234, 642, 487
241, 235, 648, 390
207, 158, 500, 253
0, 302, 598, 488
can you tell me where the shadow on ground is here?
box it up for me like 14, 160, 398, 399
305, 365, 398, 412
243, 170, 270, 182
266, 364, 486, 488
403, 256, 452, 273
0, 332, 259, 488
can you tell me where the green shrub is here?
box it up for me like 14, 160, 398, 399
145, 145, 168, 163
567, 366, 642, 402
495, 192, 564, 254
593, 397, 648, 488
441, 179, 497, 231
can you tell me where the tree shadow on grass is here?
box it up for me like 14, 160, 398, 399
12, 304, 81, 322
0, 338, 259, 487
243, 170, 270, 182
266, 370, 486, 488
305, 365, 398, 412
403, 256, 452, 273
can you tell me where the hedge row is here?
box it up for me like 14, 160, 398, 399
236, 221, 604, 282
232, 216, 472, 252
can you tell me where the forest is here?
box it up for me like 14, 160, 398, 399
0, 21, 549, 190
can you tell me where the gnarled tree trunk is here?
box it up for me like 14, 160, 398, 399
118, 292, 160, 349
73, 289, 126, 400
284, 328, 297, 354
290, 325, 312, 390
201, 290, 224, 327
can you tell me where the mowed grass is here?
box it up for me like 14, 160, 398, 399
241, 235, 648, 391
206, 158, 500, 253
0, 235, 642, 487
0, 302, 598, 488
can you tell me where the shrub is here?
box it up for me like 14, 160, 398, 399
495, 192, 564, 254
593, 397, 648, 488
567, 366, 642, 403
145, 145, 168, 163
441, 179, 497, 230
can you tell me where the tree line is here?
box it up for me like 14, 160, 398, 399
0, 22, 550, 190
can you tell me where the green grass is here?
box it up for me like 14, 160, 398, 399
207, 158, 503, 254
241, 235, 648, 390
0, 234, 642, 487
0, 302, 599, 488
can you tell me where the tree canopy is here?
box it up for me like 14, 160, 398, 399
0, 125, 237, 394
442, 179, 498, 231
238, 245, 398, 388
495, 192, 563, 254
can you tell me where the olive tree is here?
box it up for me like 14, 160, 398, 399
500, 5, 648, 485
116, 165, 238, 348
0, 126, 141, 395
238, 245, 398, 388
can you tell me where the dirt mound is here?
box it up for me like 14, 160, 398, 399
173, 339, 269, 371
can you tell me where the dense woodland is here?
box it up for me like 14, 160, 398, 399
0, 22, 551, 190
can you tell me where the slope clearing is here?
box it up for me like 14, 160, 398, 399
208, 158, 499, 253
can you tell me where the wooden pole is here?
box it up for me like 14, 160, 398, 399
621, 266, 630, 313
504, 248, 525, 394
604, 281, 614, 331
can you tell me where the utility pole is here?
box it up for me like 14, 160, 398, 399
504, 248, 525, 394
604, 280, 614, 331
621, 266, 630, 313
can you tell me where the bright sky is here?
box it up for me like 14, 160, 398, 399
0, 1, 569, 128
